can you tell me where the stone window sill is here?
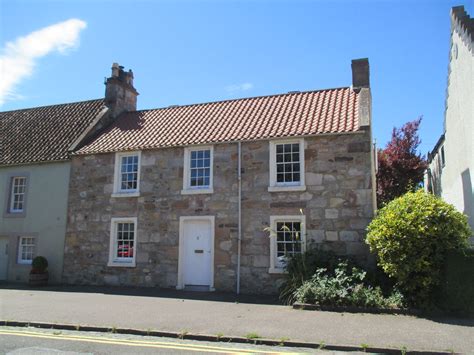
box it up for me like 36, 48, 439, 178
268, 267, 287, 274
268, 185, 306, 193
107, 261, 136, 268
111, 191, 140, 198
181, 188, 214, 195
3, 211, 26, 218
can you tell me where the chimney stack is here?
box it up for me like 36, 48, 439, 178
351, 58, 370, 88
105, 63, 138, 117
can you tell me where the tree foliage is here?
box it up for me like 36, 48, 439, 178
377, 117, 427, 206
366, 190, 471, 307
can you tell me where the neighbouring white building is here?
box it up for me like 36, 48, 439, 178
426, 6, 474, 235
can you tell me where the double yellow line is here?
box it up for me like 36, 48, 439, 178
0, 328, 292, 354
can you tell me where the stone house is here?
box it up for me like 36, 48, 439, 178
62, 58, 376, 294
0, 99, 107, 283
426, 6, 473, 236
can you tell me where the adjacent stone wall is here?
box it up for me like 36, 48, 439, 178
63, 131, 373, 294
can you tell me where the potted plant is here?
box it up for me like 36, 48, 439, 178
29, 256, 49, 286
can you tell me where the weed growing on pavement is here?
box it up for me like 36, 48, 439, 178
75, 325, 80, 331
110, 326, 117, 334
360, 343, 369, 352
318, 341, 326, 350
178, 330, 188, 339
245, 332, 260, 340
216, 332, 224, 340
279, 337, 290, 346
400, 346, 408, 355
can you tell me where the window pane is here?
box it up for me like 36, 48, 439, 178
284, 144, 291, 153
276, 144, 283, 154
116, 222, 135, 260
275, 220, 302, 265
189, 149, 211, 188
11, 177, 27, 212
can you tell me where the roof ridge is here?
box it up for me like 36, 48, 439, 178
0, 98, 104, 115
135, 86, 353, 114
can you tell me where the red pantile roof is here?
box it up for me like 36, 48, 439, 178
77, 88, 360, 155
0, 99, 105, 165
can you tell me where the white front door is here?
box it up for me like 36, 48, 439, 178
0, 238, 9, 280
182, 218, 213, 287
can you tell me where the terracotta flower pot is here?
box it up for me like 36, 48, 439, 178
29, 271, 49, 287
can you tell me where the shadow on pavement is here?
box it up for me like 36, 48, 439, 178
0, 282, 281, 306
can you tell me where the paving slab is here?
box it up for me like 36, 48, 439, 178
0, 285, 473, 353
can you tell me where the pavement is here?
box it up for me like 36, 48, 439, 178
1, 284, 473, 353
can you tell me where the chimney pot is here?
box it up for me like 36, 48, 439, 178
351, 58, 370, 88
111, 63, 120, 78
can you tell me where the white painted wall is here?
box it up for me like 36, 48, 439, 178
440, 19, 474, 232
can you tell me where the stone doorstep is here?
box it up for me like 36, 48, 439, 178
0, 320, 447, 355
292, 302, 420, 316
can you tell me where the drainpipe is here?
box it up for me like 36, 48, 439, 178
237, 141, 242, 294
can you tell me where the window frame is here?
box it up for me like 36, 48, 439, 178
4, 173, 29, 218
268, 215, 306, 274
440, 146, 446, 168
108, 217, 138, 267
268, 139, 306, 192
112, 151, 141, 197
17, 236, 35, 265
181, 145, 214, 195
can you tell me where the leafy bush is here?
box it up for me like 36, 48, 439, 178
366, 190, 471, 306
293, 261, 403, 309
31, 256, 48, 274
279, 248, 339, 304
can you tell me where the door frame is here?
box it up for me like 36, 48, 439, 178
177, 216, 215, 291
0, 237, 9, 280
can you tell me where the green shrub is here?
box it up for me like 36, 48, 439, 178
279, 248, 339, 304
31, 256, 48, 273
366, 190, 471, 307
293, 261, 403, 308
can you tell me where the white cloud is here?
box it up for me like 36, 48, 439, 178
0, 18, 87, 106
225, 82, 254, 93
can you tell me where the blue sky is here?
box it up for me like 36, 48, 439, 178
1, 0, 472, 155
